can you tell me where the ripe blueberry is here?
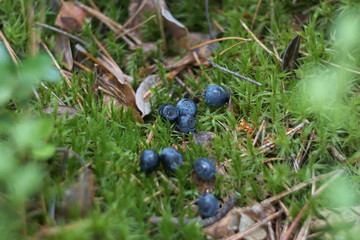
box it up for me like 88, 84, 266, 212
194, 158, 216, 180
176, 99, 197, 116
204, 84, 229, 107
160, 148, 183, 171
176, 114, 196, 133
198, 193, 219, 217
140, 150, 160, 174
159, 104, 179, 123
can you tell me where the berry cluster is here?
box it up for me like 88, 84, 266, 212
140, 84, 229, 218
159, 84, 229, 133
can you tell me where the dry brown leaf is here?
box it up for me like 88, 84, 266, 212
54, 34, 73, 70
43, 105, 79, 119
161, 7, 189, 49
76, 44, 125, 84
135, 74, 160, 117
97, 74, 143, 122
55, 1, 87, 32
204, 207, 267, 240
61, 170, 95, 216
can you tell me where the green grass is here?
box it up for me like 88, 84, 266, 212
1, 0, 360, 239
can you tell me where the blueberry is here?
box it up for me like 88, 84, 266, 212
159, 104, 179, 123
176, 99, 197, 116
194, 158, 216, 180
160, 148, 183, 171
204, 85, 229, 107
176, 114, 196, 133
198, 193, 219, 217
140, 150, 160, 174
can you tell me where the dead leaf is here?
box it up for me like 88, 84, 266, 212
96, 74, 144, 122
75, 44, 126, 84
43, 105, 79, 119
61, 170, 95, 216
203, 207, 267, 240
54, 34, 73, 70
282, 33, 301, 72
135, 74, 160, 117
55, 1, 87, 32
161, 7, 189, 49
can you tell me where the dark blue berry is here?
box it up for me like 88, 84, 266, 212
140, 150, 160, 174
176, 114, 196, 133
194, 158, 216, 180
176, 99, 197, 116
198, 193, 219, 217
159, 104, 179, 123
204, 85, 229, 107
160, 148, 183, 171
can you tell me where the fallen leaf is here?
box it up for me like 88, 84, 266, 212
203, 207, 267, 240
54, 34, 73, 70
61, 170, 95, 216
76, 44, 126, 84
55, 1, 87, 32
43, 105, 79, 119
135, 74, 161, 117
161, 7, 189, 49
282, 33, 301, 72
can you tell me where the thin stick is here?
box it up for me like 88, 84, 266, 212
119, 0, 148, 32
281, 169, 344, 240
205, 0, 214, 39
115, 15, 156, 41
190, 37, 250, 50
207, 58, 262, 86
270, 41, 281, 63
156, 0, 166, 50
225, 210, 283, 240
239, 19, 282, 62
267, 221, 276, 240
0, 30, 20, 65
261, 120, 266, 145
261, 169, 341, 205
259, 120, 309, 153
157, 171, 179, 194
74, 1, 137, 47
175, 76, 194, 95
35, 22, 88, 46
251, 0, 262, 30
220, 40, 249, 55
253, 117, 267, 146
313, 134, 347, 162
